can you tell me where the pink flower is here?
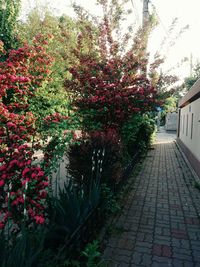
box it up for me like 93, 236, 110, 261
38, 171, 45, 177
31, 173, 37, 179
7, 62, 13, 67
0, 180, 5, 187
22, 167, 30, 177
6, 122, 16, 129
0, 165, 6, 171
34, 215, 45, 224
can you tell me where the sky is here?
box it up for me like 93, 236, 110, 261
20, 0, 200, 80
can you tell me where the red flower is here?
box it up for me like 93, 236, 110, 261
34, 215, 45, 224
0, 180, 5, 187
0, 222, 5, 229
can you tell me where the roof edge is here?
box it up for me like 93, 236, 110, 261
178, 78, 200, 108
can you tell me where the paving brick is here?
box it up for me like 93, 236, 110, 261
153, 235, 171, 246
190, 240, 200, 250
173, 247, 191, 256
151, 262, 173, 267
113, 254, 131, 264
102, 130, 200, 267
131, 251, 143, 265
152, 255, 173, 265
114, 248, 133, 257
173, 252, 193, 262
172, 259, 189, 267
152, 244, 172, 257
134, 245, 152, 254
103, 248, 115, 259
171, 229, 188, 239
185, 217, 200, 225
140, 253, 152, 266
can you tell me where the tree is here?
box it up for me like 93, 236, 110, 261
18, 9, 79, 124
184, 61, 200, 90
65, 0, 159, 131
0, 0, 21, 52
0, 37, 53, 229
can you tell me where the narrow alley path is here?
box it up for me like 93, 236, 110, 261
102, 129, 200, 267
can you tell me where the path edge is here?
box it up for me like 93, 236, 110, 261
175, 139, 200, 183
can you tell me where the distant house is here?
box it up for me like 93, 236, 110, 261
165, 112, 178, 131
177, 78, 200, 178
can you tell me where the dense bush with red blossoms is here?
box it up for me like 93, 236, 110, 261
0, 34, 53, 112
0, 37, 53, 230
67, 55, 158, 130
65, 9, 159, 131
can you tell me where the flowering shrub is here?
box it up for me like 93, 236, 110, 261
67, 54, 158, 131
43, 112, 69, 126
0, 34, 53, 111
64, 1, 159, 193
65, 2, 159, 131
0, 104, 48, 228
0, 37, 53, 229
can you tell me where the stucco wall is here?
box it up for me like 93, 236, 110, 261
179, 98, 200, 162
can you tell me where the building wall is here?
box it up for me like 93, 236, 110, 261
178, 97, 200, 163
165, 112, 177, 131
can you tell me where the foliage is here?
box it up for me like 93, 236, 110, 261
0, 34, 53, 110
135, 114, 155, 150
163, 96, 177, 113
0, 1, 174, 265
169, 62, 200, 102
184, 61, 200, 90
82, 240, 102, 267
0, 0, 21, 52
0, 37, 53, 229
65, 0, 159, 132
121, 114, 155, 158
64, 240, 106, 267
100, 183, 120, 215
18, 9, 79, 125
46, 178, 101, 251
39, 112, 72, 179
0, 227, 45, 267
42, 133, 72, 178
67, 128, 123, 190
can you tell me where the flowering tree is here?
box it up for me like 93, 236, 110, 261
0, 36, 53, 229
66, 0, 159, 131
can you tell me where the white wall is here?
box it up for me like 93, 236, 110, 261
179, 98, 200, 162
165, 112, 177, 131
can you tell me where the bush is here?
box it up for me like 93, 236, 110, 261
67, 128, 123, 190
121, 114, 155, 159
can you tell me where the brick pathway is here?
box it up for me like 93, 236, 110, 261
102, 129, 200, 267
